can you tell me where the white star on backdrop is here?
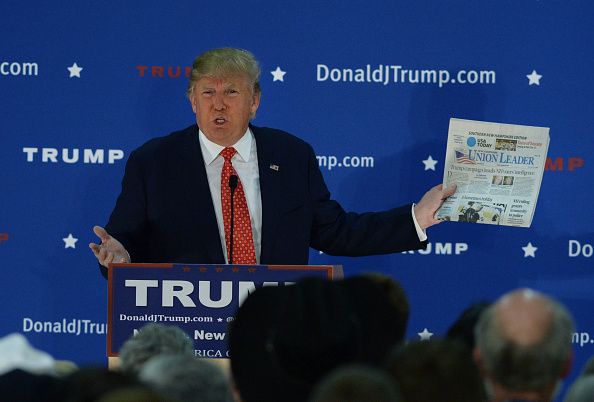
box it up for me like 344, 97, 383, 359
522, 242, 538, 258
217, 318, 223, 323
63, 233, 78, 249
67, 63, 83, 78
418, 328, 433, 341
422, 156, 438, 171
526, 70, 542, 86
271, 66, 286, 82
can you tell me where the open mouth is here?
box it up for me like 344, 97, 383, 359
214, 117, 227, 126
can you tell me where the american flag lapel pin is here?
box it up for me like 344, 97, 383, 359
269, 164, 279, 171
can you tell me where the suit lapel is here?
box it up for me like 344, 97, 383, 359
183, 125, 226, 263
253, 126, 282, 263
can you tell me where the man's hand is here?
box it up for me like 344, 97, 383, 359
414, 184, 457, 230
89, 226, 130, 268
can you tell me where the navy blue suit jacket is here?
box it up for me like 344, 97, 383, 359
103, 124, 425, 276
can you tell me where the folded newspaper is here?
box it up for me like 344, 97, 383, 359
435, 118, 550, 228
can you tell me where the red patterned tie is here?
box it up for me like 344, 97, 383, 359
220, 147, 257, 264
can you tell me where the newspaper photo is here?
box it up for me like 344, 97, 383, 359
435, 118, 550, 228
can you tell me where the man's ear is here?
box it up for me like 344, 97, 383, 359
473, 346, 481, 364
473, 346, 487, 376
190, 96, 197, 113
250, 91, 261, 115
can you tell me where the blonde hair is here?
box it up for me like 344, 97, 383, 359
186, 48, 261, 98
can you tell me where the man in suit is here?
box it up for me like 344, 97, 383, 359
90, 48, 455, 275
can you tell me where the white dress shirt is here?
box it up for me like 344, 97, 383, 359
197, 127, 427, 264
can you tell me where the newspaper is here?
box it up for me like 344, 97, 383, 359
435, 118, 550, 228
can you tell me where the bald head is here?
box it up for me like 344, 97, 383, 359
495, 289, 555, 346
475, 288, 574, 393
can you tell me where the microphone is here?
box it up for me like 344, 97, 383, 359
228, 175, 238, 264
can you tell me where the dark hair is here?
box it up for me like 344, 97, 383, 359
386, 339, 486, 402
230, 276, 409, 402
309, 364, 401, 402
446, 301, 492, 351
49, 367, 139, 402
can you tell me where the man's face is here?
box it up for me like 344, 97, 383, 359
190, 75, 260, 146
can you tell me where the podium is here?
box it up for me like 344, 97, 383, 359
107, 263, 343, 365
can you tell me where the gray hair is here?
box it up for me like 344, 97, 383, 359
119, 323, 194, 375
581, 356, 594, 376
474, 292, 574, 392
139, 354, 234, 402
563, 357, 594, 402
563, 376, 594, 402
186, 48, 261, 98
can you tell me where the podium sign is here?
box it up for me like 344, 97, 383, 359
107, 263, 342, 358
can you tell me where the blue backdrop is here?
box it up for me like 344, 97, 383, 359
1, 1, 593, 398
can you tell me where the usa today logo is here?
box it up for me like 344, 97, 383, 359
467, 136, 492, 149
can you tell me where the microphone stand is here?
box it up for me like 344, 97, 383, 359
228, 175, 238, 264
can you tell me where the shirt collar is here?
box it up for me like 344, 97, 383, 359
198, 127, 254, 165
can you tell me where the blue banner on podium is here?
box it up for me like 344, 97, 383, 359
107, 263, 342, 358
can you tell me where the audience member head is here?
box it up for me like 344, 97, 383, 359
562, 356, 594, 402
361, 273, 409, 343
386, 338, 486, 402
563, 376, 594, 402
474, 288, 574, 402
0, 333, 62, 402
309, 364, 401, 402
139, 354, 233, 402
0, 369, 59, 402
96, 386, 167, 402
580, 356, 594, 376
229, 276, 409, 402
446, 301, 492, 352
49, 367, 139, 402
118, 323, 194, 375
